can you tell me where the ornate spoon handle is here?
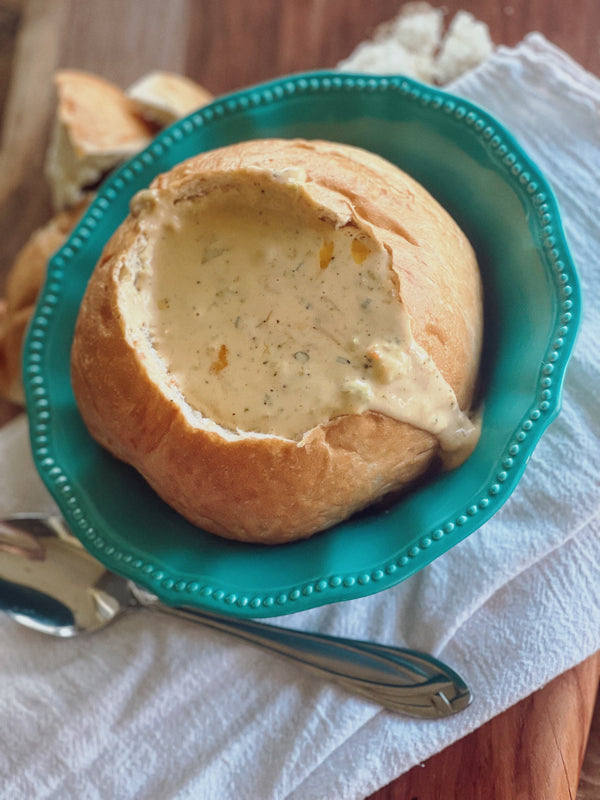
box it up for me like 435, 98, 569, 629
133, 586, 471, 718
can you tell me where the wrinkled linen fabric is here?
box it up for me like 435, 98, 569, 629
1, 33, 599, 800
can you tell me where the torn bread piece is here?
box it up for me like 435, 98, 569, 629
127, 71, 214, 127
0, 202, 88, 403
45, 70, 155, 210
338, 2, 444, 83
337, 3, 493, 86
433, 11, 494, 84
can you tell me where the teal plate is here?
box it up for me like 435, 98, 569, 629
23, 72, 581, 618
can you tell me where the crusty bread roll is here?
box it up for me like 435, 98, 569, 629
126, 71, 214, 127
45, 71, 155, 210
0, 203, 87, 404
71, 138, 483, 544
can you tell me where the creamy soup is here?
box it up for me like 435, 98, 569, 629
121, 174, 478, 458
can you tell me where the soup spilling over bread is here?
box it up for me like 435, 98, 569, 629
71, 139, 483, 544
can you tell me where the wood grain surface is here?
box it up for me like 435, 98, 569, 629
1, 2, 599, 798
370, 652, 600, 800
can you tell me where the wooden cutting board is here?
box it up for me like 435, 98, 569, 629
1, 2, 599, 797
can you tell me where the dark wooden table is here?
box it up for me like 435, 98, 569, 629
1, 2, 599, 798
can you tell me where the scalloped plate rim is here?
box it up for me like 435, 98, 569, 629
23, 70, 581, 618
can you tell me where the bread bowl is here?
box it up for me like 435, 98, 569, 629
70, 138, 483, 544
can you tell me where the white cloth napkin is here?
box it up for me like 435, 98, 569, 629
1, 33, 599, 800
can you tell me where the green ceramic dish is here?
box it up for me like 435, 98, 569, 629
23, 72, 581, 618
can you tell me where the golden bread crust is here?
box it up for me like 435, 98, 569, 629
71, 139, 482, 543
46, 71, 155, 210
54, 70, 154, 153
126, 71, 214, 126
0, 204, 86, 403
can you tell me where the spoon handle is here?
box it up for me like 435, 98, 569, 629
132, 586, 471, 718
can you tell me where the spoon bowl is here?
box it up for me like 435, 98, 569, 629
0, 515, 126, 635
0, 513, 471, 718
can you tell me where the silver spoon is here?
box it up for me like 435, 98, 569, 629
0, 513, 471, 718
